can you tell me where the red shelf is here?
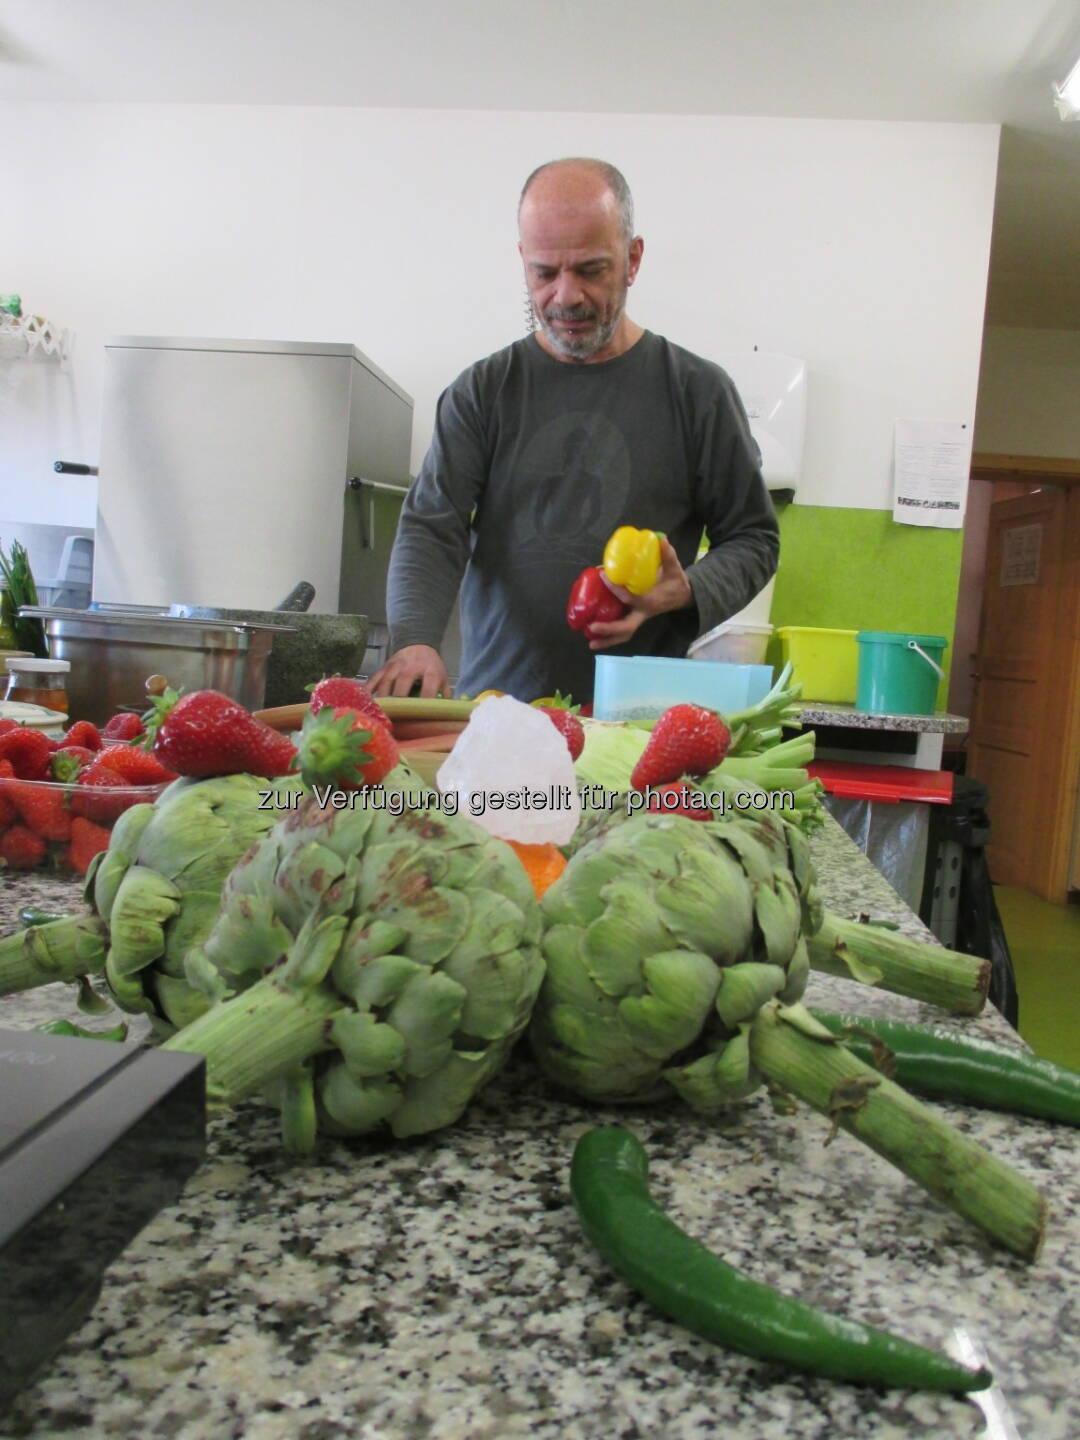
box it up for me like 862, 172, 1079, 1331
808, 760, 954, 805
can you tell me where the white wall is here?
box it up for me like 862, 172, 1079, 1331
974, 326, 1080, 458
4, 103, 999, 529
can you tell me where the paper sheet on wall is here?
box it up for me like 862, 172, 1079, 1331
892, 419, 969, 528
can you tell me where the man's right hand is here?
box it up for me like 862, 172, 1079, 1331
369, 644, 451, 698
586, 537, 695, 650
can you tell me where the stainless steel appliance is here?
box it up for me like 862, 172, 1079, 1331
92, 337, 414, 665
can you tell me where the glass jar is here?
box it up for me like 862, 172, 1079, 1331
4, 656, 71, 714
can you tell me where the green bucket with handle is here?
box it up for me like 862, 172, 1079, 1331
855, 632, 947, 716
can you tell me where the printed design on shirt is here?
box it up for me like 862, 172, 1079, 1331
506, 411, 631, 561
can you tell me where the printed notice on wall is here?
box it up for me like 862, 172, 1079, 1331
1000, 524, 1042, 587
892, 419, 970, 529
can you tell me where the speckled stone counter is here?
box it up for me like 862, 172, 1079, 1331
798, 702, 968, 736
1, 822, 1078, 1440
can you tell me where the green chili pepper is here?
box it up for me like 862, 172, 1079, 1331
36, 1018, 129, 1042
570, 1125, 991, 1392
812, 1009, 1080, 1126
19, 906, 71, 928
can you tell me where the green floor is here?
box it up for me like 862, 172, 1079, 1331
994, 886, 1080, 1070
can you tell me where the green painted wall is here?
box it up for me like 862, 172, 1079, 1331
767, 503, 964, 703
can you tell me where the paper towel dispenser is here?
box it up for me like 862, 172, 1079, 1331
713, 350, 807, 499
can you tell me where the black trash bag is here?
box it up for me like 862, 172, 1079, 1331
925, 777, 1020, 1029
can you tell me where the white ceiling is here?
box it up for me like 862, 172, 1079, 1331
3, 0, 1080, 327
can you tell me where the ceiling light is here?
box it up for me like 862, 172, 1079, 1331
1053, 53, 1080, 119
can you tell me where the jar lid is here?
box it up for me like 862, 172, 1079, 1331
4, 656, 71, 673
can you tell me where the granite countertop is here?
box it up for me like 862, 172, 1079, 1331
1, 820, 1078, 1440
797, 702, 969, 736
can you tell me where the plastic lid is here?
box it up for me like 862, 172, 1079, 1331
855, 632, 947, 647
690, 620, 772, 646
775, 626, 857, 637
4, 656, 71, 673
602, 654, 769, 672
0, 699, 69, 727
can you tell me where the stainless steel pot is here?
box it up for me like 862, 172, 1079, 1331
21, 607, 290, 725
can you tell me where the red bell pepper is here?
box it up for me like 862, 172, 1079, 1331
566, 566, 630, 639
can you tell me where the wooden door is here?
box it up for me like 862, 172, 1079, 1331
966, 487, 1080, 900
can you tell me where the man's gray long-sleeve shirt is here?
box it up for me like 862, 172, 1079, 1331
386, 330, 779, 704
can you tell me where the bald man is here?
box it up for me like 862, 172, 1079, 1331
372, 158, 778, 704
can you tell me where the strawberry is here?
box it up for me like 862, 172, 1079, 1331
629, 704, 731, 790
9, 780, 73, 841
101, 711, 146, 742
642, 781, 716, 822
71, 761, 132, 823
150, 689, 296, 779
97, 744, 178, 786
239, 724, 298, 779
297, 706, 400, 789
0, 727, 54, 780
0, 758, 15, 824
537, 705, 585, 761
0, 823, 47, 869
308, 676, 389, 731
68, 817, 113, 875
51, 745, 97, 782
60, 720, 103, 751
0, 719, 20, 738
0, 727, 54, 779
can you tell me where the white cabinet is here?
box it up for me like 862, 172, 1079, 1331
94, 336, 413, 622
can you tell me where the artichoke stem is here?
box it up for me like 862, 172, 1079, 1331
809, 911, 989, 1015
749, 1002, 1045, 1262
162, 975, 341, 1103
0, 916, 109, 994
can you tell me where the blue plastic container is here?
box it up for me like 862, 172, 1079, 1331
855, 631, 947, 716
593, 655, 774, 721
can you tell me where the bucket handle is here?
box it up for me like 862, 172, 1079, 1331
907, 640, 944, 680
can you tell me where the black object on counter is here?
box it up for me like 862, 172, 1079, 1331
921, 776, 1020, 1029
0, 1028, 205, 1413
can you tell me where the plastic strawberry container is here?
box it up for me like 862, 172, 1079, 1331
0, 775, 171, 876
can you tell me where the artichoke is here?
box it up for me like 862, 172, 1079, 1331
0, 773, 307, 1032
162, 796, 544, 1151
530, 810, 1045, 1260
533, 809, 813, 1108
564, 797, 988, 1016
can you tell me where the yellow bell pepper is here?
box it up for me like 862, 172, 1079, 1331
602, 526, 662, 596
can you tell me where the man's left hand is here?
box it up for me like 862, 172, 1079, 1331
586, 537, 695, 649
